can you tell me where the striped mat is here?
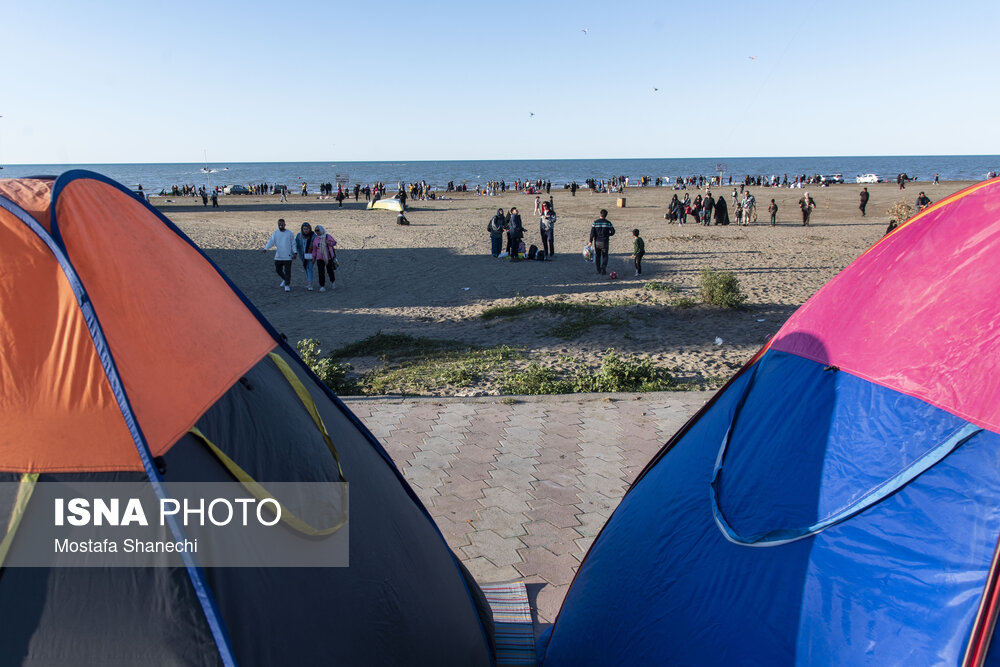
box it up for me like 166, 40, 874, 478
481, 581, 536, 666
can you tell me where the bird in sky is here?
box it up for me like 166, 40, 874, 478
653, 87, 659, 92
581, 28, 589, 35
748, 56, 757, 61
530, 112, 535, 118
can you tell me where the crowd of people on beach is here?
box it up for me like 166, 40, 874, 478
484, 201, 647, 278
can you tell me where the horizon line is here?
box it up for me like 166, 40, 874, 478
4, 153, 1000, 167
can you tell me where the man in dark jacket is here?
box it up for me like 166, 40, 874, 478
589, 209, 616, 275
703, 192, 715, 225
859, 188, 870, 216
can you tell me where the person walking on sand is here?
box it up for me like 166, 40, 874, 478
714, 195, 730, 226
295, 222, 316, 290
631, 228, 645, 277
589, 208, 616, 275
703, 191, 715, 225
280, 185, 288, 203
312, 225, 337, 291
539, 201, 557, 259
262, 218, 297, 292
799, 191, 816, 226
533, 196, 542, 216
488, 208, 506, 257
768, 199, 778, 226
859, 187, 870, 217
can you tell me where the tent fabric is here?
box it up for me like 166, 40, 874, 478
52, 176, 277, 465
544, 352, 1000, 665
0, 172, 494, 666
0, 177, 53, 231
769, 178, 1000, 433
0, 198, 138, 472
543, 177, 1000, 666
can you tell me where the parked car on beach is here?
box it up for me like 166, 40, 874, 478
856, 174, 882, 184
820, 174, 844, 185
225, 184, 249, 195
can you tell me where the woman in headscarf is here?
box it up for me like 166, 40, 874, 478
507, 207, 523, 259
539, 201, 556, 258
488, 208, 506, 257
295, 222, 316, 290
668, 194, 682, 224
312, 225, 338, 291
714, 195, 730, 226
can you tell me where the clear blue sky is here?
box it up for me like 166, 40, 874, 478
2, 0, 998, 164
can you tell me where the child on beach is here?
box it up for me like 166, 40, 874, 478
631, 229, 645, 277
768, 199, 778, 226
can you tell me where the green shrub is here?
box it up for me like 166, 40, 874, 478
297, 339, 359, 394
644, 281, 679, 293
572, 349, 675, 393
672, 296, 697, 309
329, 332, 464, 359
500, 363, 574, 395
698, 269, 746, 308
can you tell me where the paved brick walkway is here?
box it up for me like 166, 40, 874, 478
342, 391, 712, 630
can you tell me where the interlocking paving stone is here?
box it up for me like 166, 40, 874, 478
520, 520, 587, 557
479, 486, 533, 514
342, 392, 713, 633
461, 529, 525, 567
472, 506, 529, 538
528, 480, 582, 506
514, 546, 581, 586
462, 556, 522, 583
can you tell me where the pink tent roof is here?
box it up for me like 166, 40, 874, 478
770, 178, 1000, 432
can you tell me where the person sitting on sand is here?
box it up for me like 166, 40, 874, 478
915, 191, 932, 211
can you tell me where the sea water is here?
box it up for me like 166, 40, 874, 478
2, 156, 997, 193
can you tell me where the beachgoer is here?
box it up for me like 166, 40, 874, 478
631, 228, 645, 277
488, 208, 506, 257
915, 191, 932, 211
262, 218, 297, 292
533, 196, 541, 215
768, 199, 778, 226
859, 187, 870, 216
799, 192, 816, 226
312, 225, 337, 291
540, 201, 556, 259
507, 207, 523, 259
295, 222, 316, 290
703, 192, 715, 225
589, 209, 616, 275
667, 194, 681, 224
714, 195, 730, 226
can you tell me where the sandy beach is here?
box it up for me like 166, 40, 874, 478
157, 180, 972, 394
